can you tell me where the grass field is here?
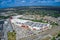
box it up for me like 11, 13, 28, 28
8, 32, 16, 40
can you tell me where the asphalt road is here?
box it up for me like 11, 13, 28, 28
4, 19, 13, 40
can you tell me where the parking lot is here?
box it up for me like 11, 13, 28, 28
12, 24, 34, 40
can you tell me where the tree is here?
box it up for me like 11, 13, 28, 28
51, 37, 56, 40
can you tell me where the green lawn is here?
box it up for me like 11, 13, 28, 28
51, 37, 56, 40
31, 19, 48, 23
8, 32, 16, 40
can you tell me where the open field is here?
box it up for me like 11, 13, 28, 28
7, 31, 16, 40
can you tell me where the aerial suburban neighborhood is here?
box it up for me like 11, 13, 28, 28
0, 0, 60, 40
0, 7, 60, 40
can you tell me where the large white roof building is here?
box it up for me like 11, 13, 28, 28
10, 19, 52, 31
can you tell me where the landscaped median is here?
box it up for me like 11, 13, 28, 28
7, 31, 16, 40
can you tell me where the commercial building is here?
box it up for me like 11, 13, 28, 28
10, 19, 52, 31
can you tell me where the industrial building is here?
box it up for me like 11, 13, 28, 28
10, 19, 52, 31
